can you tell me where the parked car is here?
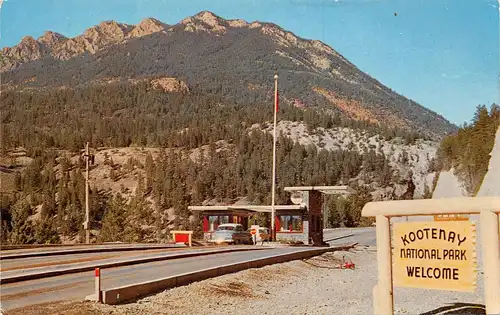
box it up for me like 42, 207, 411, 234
209, 223, 252, 245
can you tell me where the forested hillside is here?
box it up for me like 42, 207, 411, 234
0, 82, 425, 152
0, 82, 410, 244
434, 104, 500, 195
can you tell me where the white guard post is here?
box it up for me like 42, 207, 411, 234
95, 267, 101, 303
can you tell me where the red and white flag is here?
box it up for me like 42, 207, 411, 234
275, 90, 279, 113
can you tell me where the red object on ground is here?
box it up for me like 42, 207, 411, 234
175, 233, 189, 243
343, 261, 355, 269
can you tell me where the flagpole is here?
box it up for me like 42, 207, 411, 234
271, 74, 278, 241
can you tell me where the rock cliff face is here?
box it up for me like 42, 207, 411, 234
254, 120, 438, 199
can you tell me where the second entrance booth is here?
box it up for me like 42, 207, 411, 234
281, 186, 354, 245
189, 185, 354, 245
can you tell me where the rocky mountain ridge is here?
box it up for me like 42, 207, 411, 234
1, 11, 456, 138
1, 18, 168, 72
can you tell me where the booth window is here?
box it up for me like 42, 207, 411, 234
278, 215, 302, 232
208, 215, 229, 231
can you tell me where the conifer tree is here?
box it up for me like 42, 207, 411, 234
99, 193, 127, 242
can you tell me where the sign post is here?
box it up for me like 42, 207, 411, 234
251, 225, 259, 245
393, 220, 477, 292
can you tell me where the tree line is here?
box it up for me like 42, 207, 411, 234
0, 82, 427, 155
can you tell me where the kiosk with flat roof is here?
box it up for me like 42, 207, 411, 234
281, 186, 354, 245
189, 185, 354, 245
188, 205, 305, 242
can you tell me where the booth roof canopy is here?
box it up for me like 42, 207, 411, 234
188, 205, 306, 213
284, 185, 355, 195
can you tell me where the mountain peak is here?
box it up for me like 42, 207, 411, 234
97, 20, 128, 28
17, 36, 42, 54
37, 31, 66, 47
1, 36, 43, 70
181, 11, 227, 34
227, 19, 249, 28
84, 20, 133, 37
193, 11, 223, 22
140, 17, 165, 25
128, 17, 168, 38
81, 20, 133, 47
20, 36, 37, 44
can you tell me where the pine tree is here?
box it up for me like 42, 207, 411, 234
9, 198, 35, 244
347, 185, 372, 226
326, 196, 341, 228
99, 193, 127, 242
145, 152, 155, 190
34, 216, 60, 244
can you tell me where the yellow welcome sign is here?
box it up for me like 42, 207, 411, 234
393, 220, 477, 292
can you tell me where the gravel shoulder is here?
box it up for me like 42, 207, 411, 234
5, 245, 486, 315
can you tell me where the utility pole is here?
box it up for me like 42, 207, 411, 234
84, 142, 90, 244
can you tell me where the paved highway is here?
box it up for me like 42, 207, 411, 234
1, 243, 178, 256
0, 228, 362, 311
324, 227, 376, 246
1, 247, 217, 273
1, 247, 315, 311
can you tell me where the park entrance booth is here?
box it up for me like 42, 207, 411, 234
282, 186, 354, 245
189, 186, 353, 245
187, 206, 258, 241
188, 205, 304, 242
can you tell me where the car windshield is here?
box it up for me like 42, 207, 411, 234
217, 226, 235, 231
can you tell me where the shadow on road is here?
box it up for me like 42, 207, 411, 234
420, 303, 485, 315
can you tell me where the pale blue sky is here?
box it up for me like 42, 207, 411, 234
1, 0, 498, 125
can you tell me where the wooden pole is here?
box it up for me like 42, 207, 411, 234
374, 215, 394, 315
480, 211, 500, 314
85, 142, 90, 244
271, 74, 278, 241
